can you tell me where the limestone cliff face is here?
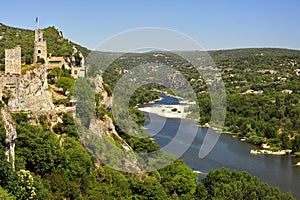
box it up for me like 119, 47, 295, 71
91, 75, 130, 151
9, 65, 55, 115
94, 75, 112, 108
89, 116, 132, 152
88, 75, 140, 172
88, 116, 140, 173
1, 106, 17, 170
65, 46, 86, 78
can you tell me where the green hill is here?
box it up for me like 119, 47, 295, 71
208, 48, 300, 58
0, 23, 90, 69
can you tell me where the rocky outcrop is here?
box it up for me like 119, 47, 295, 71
94, 75, 112, 108
88, 115, 140, 173
9, 65, 55, 115
1, 106, 17, 170
166, 71, 187, 89
90, 75, 131, 151
87, 75, 140, 172
65, 46, 86, 78
89, 116, 132, 151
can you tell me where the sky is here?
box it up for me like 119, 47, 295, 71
1, 0, 300, 51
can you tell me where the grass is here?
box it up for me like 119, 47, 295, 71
21, 65, 35, 74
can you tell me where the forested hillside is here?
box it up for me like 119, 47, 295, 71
94, 48, 300, 153
0, 105, 295, 199
0, 23, 90, 70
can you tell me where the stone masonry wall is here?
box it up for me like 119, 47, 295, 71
0, 74, 20, 105
33, 29, 47, 64
5, 46, 21, 75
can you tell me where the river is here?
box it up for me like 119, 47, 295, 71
140, 94, 300, 199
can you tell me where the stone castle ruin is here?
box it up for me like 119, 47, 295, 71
0, 46, 21, 108
5, 46, 21, 74
0, 26, 85, 114
0, 25, 86, 169
33, 29, 47, 64
0, 28, 54, 114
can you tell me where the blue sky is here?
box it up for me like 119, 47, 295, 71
1, 0, 300, 50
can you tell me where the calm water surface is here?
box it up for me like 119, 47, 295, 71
142, 94, 300, 199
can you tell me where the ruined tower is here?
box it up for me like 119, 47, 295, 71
33, 29, 47, 64
5, 46, 21, 75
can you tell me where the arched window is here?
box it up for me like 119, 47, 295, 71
38, 50, 41, 54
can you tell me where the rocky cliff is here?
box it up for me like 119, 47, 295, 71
0, 105, 17, 170
94, 75, 112, 108
9, 65, 55, 115
87, 75, 140, 172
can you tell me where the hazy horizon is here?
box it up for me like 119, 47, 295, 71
1, 0, 299, 51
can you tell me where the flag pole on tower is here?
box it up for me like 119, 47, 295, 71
35, 17, 39, 29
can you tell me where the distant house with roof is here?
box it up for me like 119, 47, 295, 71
48, 56, 66, 69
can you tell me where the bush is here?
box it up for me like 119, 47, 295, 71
37, 57, 45, 64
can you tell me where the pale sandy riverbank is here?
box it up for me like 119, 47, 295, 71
250, 149, 292, 155
139, 94, 296, 158
138, 104, 190, 118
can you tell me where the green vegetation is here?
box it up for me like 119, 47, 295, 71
85, 48, 298, 199
0, 22, 298, 199
55, 77, 74, 94
0, 186, 16, 200
94, 48, 300, 151
0, 23, 90, 67
201, 167, 294, 200
47, 66, 74, 106
207, 50, 300, 150
0, 115, 294, 199
1, 115, 293, 199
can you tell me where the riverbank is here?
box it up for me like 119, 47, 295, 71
201, 126, 296, 157
138, 104, 190, 118
140, 93, 297, 158
250, 149, 292, 155
141, 94, 300, 199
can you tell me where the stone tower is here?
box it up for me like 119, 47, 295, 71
5, 46, 21, 75
33, 29, 47, 64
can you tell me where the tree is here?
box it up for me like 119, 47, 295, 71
0, 186, 16, 200
73, 78, 95, 128
55, 77, 74, 94
159, 160, 198, 198
292, 135, 300, 153
37, 57, 45, 64
61, 113, 79, 138
281, 133, 292, 149
201, 168, 295, 200
15, 123, 62, 177
194, 183, 208, 200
